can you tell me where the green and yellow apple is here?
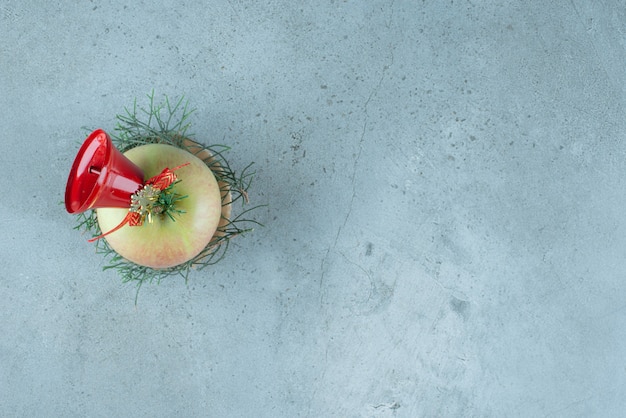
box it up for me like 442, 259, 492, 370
96, 143, 222, 269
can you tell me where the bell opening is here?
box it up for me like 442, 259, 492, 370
65, 129, 144, 214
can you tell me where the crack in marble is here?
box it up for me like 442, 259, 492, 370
319, 42, 395, 306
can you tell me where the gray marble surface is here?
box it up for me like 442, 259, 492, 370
2, 1, 625, 416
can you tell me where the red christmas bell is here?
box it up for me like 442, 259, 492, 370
65, 129, 145, 214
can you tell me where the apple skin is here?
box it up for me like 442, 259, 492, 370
96, 144, 222, 269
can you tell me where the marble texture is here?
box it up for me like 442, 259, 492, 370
1, 1, 625, 416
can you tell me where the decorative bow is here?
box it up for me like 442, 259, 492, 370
88, 163, 189, 242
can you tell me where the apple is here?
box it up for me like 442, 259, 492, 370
96, 143, 222, 269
